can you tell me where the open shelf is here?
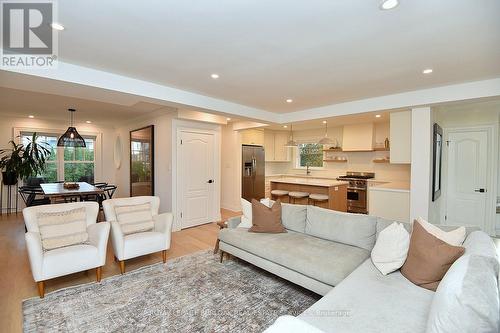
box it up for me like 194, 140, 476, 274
373, 147, 390, 151
372, 159, 390, 163
323, 159, 348, 163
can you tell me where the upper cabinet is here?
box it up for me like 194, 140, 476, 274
342, 123, 376, 151
264, 130, 290, 162
240, 129, 264, 146
390, 111, 412, 164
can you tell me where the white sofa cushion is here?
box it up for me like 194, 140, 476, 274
306, 206, 377, 251
123, 231, 167, 259
426, 254, 500, 333
114, 203, 155, 235
371, 222, 410, 275
239, 198, 253, 228
42, 244, 100, 280
37, 207, 89, 251
299, 259, 435, 333
219, 228, 369, 286
263, 315, 326, 333
417, 217, 466, 246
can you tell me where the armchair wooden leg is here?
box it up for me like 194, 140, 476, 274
220, 251, 224, 263
162, 250, 167, 263
119, 260, 125, 274
96, 266, 102, 282
37, 281, 45, 298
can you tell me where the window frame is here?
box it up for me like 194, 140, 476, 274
15, 127, 102, 183
294, 142, 325, 170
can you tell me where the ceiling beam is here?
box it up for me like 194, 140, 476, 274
279, 78, 500, 123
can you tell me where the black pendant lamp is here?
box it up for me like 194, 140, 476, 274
57, 108, 86, 147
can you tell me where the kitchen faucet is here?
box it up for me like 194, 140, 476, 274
306, 164, 311, 176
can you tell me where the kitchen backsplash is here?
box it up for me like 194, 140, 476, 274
265, 150, 411, 182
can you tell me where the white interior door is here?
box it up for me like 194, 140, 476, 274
446, 130, 489, 229
179, 131, 215, 229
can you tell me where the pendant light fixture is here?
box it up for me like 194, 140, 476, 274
284, 124, 298, 147
57, 108, 86, 147
318, 120, 334, 145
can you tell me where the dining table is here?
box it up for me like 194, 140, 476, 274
40, 182, 104, 204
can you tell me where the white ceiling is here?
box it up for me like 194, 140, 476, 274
54, 0, 500, 113
0, 87, 175, 126
266, 110, 393, 131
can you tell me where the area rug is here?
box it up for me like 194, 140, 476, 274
23, 250, 320, 332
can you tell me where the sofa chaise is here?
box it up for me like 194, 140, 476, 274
218, 204, 499, 333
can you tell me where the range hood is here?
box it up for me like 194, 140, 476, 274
342, 123, 375, 151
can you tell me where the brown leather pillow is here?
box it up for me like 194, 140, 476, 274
401, 220, 465, 291
249, 199, 286, 233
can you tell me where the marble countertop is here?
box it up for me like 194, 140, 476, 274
270, 177, 348, 187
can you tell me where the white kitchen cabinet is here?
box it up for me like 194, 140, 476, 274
240, 129, 264, 146
390, 111, 411, 164
264, 130, 290, 162
274, 132, 290, 161
342, 123, 375, 151
264, 131, 275, 161
369, 188, 410, 222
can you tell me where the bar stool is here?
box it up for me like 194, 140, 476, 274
288, 191, 310, 204
309, 193, 329, 206
271, 190, 289, 203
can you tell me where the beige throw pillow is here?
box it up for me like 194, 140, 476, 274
37, 207, 89, 251
401, 220, 465, 291
249, 199, 286, 233
114, 203, 155, 235
416, 217, 466, 246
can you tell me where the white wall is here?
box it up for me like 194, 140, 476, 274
410, 107, 432, 222
115, 112, 174, 214
429, 101, 500, 233
220, 124, 241, 211
0, 115, 116, 209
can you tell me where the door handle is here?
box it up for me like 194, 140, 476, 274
474, 188, 486, 193
207, 179, 214, 184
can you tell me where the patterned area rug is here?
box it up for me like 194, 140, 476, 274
23, 250, 320, 332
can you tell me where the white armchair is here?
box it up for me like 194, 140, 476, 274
102, 196, 173, 274
23, 202, 110, 298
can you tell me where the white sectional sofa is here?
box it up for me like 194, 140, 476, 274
218, 204, 499, 333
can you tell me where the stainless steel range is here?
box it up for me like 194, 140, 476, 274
336, 171, 375, 214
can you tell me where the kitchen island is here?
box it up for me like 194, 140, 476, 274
270, 177, 348, 212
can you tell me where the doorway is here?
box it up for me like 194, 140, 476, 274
178, 130, 218, 229
444, 126, 496, 233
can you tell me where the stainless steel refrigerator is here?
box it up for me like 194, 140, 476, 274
242, 145, 265, 201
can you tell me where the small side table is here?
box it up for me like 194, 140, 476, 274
213, 220, 228, 254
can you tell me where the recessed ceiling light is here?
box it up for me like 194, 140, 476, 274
283, 125, 288, 128
50, 22, 65, 31
286, 99, 293, 103
86, 120, 92, 124
422, 68, 433, 74
375, 114, 382, 118
226, 118, 231, 121
28, 115, 34, 118
211, 73, 219, 79
380, 0, 399, 10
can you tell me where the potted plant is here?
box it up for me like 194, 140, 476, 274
0, 133, 51, 185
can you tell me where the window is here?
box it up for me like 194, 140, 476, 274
64, 138, 95, 182
296, 143, 323, 168
22, 134, 58, 182
21, 133, 96, 182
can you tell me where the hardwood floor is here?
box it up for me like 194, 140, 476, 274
0, 209, 241, 333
